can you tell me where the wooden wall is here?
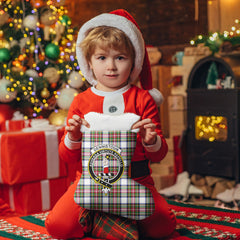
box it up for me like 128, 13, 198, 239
65, 0, 208, 46
208, 0, 240, 33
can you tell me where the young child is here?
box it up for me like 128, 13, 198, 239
45, 9, 176, 240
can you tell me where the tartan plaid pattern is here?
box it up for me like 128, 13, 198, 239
92, 211, 139, 240
74, 131, 155, 220
79, 207, 93, 233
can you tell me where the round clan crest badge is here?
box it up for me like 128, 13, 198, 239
88, 144, 124, 194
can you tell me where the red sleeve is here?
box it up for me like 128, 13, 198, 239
138, 90, 168, 163
58, 95, 83, 166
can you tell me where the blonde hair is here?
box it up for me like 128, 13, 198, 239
79, 26, 135, 64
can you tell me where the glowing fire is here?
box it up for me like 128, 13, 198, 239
195, 116, 227, 142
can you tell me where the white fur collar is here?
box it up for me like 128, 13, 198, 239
81, 112, 140, 132
91, 84, 130, 97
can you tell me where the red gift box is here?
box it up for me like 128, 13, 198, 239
0, 177, 68, 214
1, 120, 31, 131
0, 128, 67, 185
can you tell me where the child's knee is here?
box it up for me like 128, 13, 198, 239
138, 207, 176, 239
45, 213, 84, 239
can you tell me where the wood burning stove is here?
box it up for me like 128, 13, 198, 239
186, 56, 240, 181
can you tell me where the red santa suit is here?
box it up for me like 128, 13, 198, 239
45, 9, 176, 240
45, 85, 176, 239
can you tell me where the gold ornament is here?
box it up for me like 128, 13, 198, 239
41, 87, 50, 98
43, 67, 60, 83
30, 43, 36, 53
48, 109, 68, 126
0, 39, 10, 49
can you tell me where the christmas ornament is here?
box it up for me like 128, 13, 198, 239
41, 87, 50, 98
0, 78, 17, 103
12, 60, 25, 71
10, 40, 18, 48
40, 7, 57, 26
40, 7, 57, 41
0, 39, 10, 49
11, 65, 24, 73
60, 15, 71, 26
68, 71, 84, 89
33, 0, 44, 8
0, 48, 10, 63
45, 43, 60, 60
23, 15, 38, 29
43, 67, 60, 83
51, 82, 57, 89
19, 37, 30, 50
29, 43, 36, 53
0, 12, 9, 26
57, 87, 78, 109
25, 69, 39, 78
48, 109, 68, 126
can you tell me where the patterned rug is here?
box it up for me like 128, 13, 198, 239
168, 200, 240, 239
0, 200, 240, 240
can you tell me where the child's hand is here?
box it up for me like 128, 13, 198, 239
132, 118, 157, 145
65, 114, 90, 141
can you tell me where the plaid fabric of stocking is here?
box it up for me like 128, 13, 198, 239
74, 131, 155, 220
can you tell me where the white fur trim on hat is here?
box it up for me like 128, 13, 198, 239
76, 13, 145, 86
148, 88, 164, 106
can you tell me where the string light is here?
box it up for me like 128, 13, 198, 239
190, 18, 240, 52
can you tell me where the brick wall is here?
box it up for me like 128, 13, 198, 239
66, 0, 208, 46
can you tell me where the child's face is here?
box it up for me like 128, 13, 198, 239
89, 46, 133, 92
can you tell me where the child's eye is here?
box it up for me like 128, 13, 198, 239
117, 56, 125, 60
98, 56, 105, 60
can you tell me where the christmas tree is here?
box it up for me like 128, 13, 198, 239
0, 0, 86, 119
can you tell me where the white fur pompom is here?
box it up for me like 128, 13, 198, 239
148, 88, 164, 106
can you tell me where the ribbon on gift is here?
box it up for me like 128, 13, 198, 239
2, 120, 31, 131
41, 179, 51, 211
7, 180, 50, 212
45, 131, 60, 179
4, 178, 67, 214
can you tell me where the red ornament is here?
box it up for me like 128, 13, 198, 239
33, 0, 44, 8
51, 83, 57, 89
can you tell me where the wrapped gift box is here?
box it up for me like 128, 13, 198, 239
0, 128, 67, 185
1, 120, 31, 131
0, 177, 68, 214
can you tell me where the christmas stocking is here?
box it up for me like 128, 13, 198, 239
74, 130, 155, 220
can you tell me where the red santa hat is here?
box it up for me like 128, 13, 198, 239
76, 9, 163, 105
